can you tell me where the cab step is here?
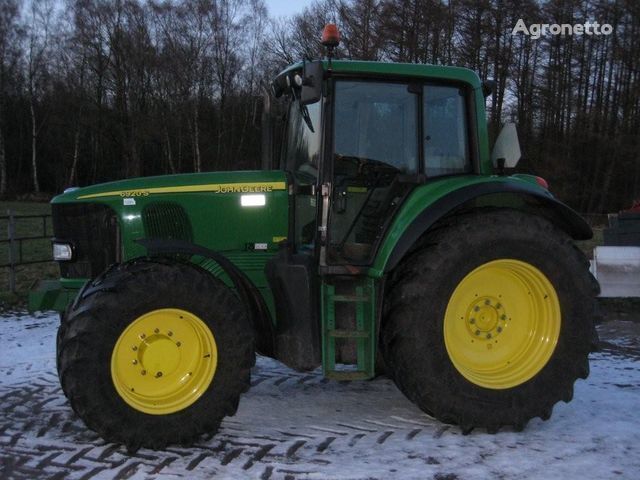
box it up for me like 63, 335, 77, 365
333, 294, 370, 302
328, 329, 370, 338
325, 371, 371, 381
321, 277, 376, 380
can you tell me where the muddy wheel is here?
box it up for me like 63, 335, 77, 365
381, 209, 599, 433
57, 259, 254, 450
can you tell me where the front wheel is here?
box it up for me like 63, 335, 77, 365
381, 209, 599, 433
57, 259, 254, 450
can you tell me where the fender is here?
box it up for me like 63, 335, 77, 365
135, 238, 274, 356
374, 179, 592, 274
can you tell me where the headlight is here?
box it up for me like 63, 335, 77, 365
52, 242, 73, 261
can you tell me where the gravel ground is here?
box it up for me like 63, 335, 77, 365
1, 310, 639, 480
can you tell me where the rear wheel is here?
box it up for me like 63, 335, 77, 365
57, 259, 254, 450
381, 209, 599, 433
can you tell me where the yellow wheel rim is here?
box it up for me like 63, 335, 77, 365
111, 308, 218, 414
444, 259, 561, 390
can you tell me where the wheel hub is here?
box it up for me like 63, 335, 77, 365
443, 259, 561, 390
136, 334, 181, 378
111, 308, 218, 414
466, 297, 507, 340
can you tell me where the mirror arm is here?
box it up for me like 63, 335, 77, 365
496, 158, 506, 176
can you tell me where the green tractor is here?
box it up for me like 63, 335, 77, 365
30, 27, 598, 451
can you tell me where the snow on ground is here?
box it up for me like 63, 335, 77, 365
1, 311, 639, 480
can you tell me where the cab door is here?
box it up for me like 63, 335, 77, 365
325, 79, 420, 265
265, 94, 324, 371
282, 98, 323, 251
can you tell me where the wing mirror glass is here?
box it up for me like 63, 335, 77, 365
491, 122, 521, 169
300, 60, 323, 105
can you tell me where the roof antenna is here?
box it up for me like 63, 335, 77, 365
321, 24, 340, 71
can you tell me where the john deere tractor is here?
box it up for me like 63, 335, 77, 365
30, 26, 598, 450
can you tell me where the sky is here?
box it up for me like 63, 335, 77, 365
265, 0, 317, 18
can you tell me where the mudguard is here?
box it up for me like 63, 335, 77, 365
135, 238, 275, 355
373, 179, 592, 275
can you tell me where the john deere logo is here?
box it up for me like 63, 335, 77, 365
213, 184, 274, 194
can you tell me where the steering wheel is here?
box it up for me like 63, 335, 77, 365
334, 154, 401, 176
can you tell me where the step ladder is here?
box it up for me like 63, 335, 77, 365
321, 277, 376, 380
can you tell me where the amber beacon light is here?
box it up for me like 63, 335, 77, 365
321, 24, 340, 48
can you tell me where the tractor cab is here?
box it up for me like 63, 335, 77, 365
268, 58, 478, 269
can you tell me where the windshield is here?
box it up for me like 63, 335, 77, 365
283, 98, 322, 182
334, 81, 418, 173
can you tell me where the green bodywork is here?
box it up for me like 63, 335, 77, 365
29, 59, 576, 378
370, 174, 549, 276
31, 170, 289, 317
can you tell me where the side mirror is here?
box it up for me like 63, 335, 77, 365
300, 60, 323, 105
491, 122, 521, 169
482, 80, 495, 98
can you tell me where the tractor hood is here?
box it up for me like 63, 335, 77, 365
52, 170, 287, 204
50, 170, 290, 264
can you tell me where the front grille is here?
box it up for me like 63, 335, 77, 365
52, 203, 119, 279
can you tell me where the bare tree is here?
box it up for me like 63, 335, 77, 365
0, 0, 23, 195
0, 0, 636, 212
26, 0, 55, 193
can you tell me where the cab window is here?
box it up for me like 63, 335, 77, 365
423, 85, 471, 176
334, 81, 418, 173
282, 97, 322, 248
283, 99, 322, 184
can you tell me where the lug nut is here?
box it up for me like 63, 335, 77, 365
475, 330, 480, 336
168, 331, 173, 337
154, 328, 159, 334
486, 333, 492, 339
501, 314, 507, 320
474, 306, 480, 312
156, 372, 163, 378
140, 333, 146, 339
470, 318, 476, 324
141, 370, 147, 375
495, 303, 502, 309
176, 341, 181, 347
484, 299, 491, 305
497, 327, 503, 333
132, 359, 138, 365
132, 346, 138, 351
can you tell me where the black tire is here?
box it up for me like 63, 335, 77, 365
381, 209, 599, 433
56, 312, 66, 381
57, 258, 255, 450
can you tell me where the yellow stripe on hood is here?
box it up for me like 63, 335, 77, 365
77, 182, 287, 199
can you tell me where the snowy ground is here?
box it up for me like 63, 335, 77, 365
1, 311, 639, 480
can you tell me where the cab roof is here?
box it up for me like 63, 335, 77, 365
277, 59, 482, 90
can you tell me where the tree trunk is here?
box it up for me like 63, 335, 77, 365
164, 124, 176, 174
67, 124, 81, 187
30, 99, 40, 193
0, 123, 6, 196
193, 103, 201, 173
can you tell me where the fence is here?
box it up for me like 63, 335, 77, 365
1, 211, 53, 293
